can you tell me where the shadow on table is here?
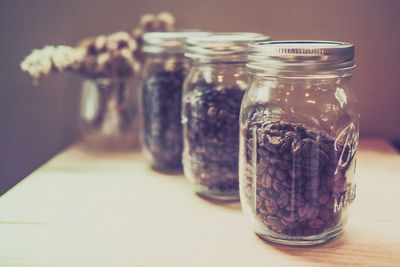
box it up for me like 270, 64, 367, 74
256, 227, 400, 265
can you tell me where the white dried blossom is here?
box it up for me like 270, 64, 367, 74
52, 46, 85, 71
94, 35, 107, 52
132, 12, 176, 63
157, 12, 175, 30
76, 31, 139, 78
96, 53, 110, 71
20, 45, 85, 82
106, 31, 137, 52
20, 47, 52, 80
139, 13, 157, 28
132, 28, 143, 39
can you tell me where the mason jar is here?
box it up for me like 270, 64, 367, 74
239, 41, 359, 245
79, 77, 139, 151
182, 33, 271, 200
139, 31, 209, 171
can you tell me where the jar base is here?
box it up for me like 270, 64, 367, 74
143, 149, 183, 173
254, 223, 344, 246
151, 164, 183, 174
194, 185, 239, 201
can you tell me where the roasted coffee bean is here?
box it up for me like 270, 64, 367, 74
259, 188, 268, 198
277, 191, 290, 208
291, 194, 306, 207
285, 205, 297, 212
309, 219, 324, 229
242, 111, 356, 237
306, 206, 319, 220
282, 178, 294, 189
184, 80, 245, 193
256, 197, 261, 209
268, 166, 276, 176
282, 215, 297, 224
319, 192, 330, 205
276, 169, 287, 181
265, 198, 278, 214
264, 216, 282, 228
265, 175, 273, 189
272, 180, 283, 192
142, 68, 186, 169
304, 228, 317, 236
319, 206, 331, 222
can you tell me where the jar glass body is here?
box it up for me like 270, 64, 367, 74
182, 62, 249, 200
239, 70, 359, 245
79, 78, 139, 150
139, 54, 188, 170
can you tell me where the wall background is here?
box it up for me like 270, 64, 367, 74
0, 0, 399, 195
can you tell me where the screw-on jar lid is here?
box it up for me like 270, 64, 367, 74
143, 30, 210, 54
247, 40, 355, 71
185, 32, 271, 62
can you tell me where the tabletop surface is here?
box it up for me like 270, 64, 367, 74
0, 138, 399, 266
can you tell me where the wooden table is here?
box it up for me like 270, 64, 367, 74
0, 138, 399, 266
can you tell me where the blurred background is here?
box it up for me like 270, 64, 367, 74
0, 0, 399, 196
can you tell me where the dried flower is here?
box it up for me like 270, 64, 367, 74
20, 45, 85, 83
76, 31, 139, 78
20, 12, 176, 83
132, 11, 175, 63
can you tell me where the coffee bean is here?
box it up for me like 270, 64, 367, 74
282, 178, 294, 189
291, 194, 306, 207
319, 206, 331, 222
318, 149, 329, 164
298, 203, 310, 218
142, 68, 186, 169
268, 166, 276, 176
256, 197, 261, 209
280, 141, 292, 154
306, 206, 319, 220
207, 106, 218, 117
276, 169, 287, 181
272, 180, 282, 192
304, 228, 317, 236
307, 178, 320, 191
311, 190, 320, 200
184, 80, 245, 193
309, 219, 324, 229
285, 205, 297, 212
259, 188, 268, 198
296, 228, 304, 236
319, 192, 330, 205
282, 215, 297, 223
265, 198, 278, 214
270, 156, 281, 166
277, 191, 290, 208
291, 139, 302, 155
265, 135, 283, 152
259, 207, 267, 215
301, 138, 318, 158
242, 114, 356, 237
264, 216, 282, 228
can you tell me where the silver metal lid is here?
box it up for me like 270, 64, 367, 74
185, 32, 271, 62
247, 40, 355, 71
143, 30, 210, 54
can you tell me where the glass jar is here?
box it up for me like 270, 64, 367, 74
79, 77, 139, 151
139, 31, 209, 171
239, 41, 359, 245
182, 33, 271, 200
